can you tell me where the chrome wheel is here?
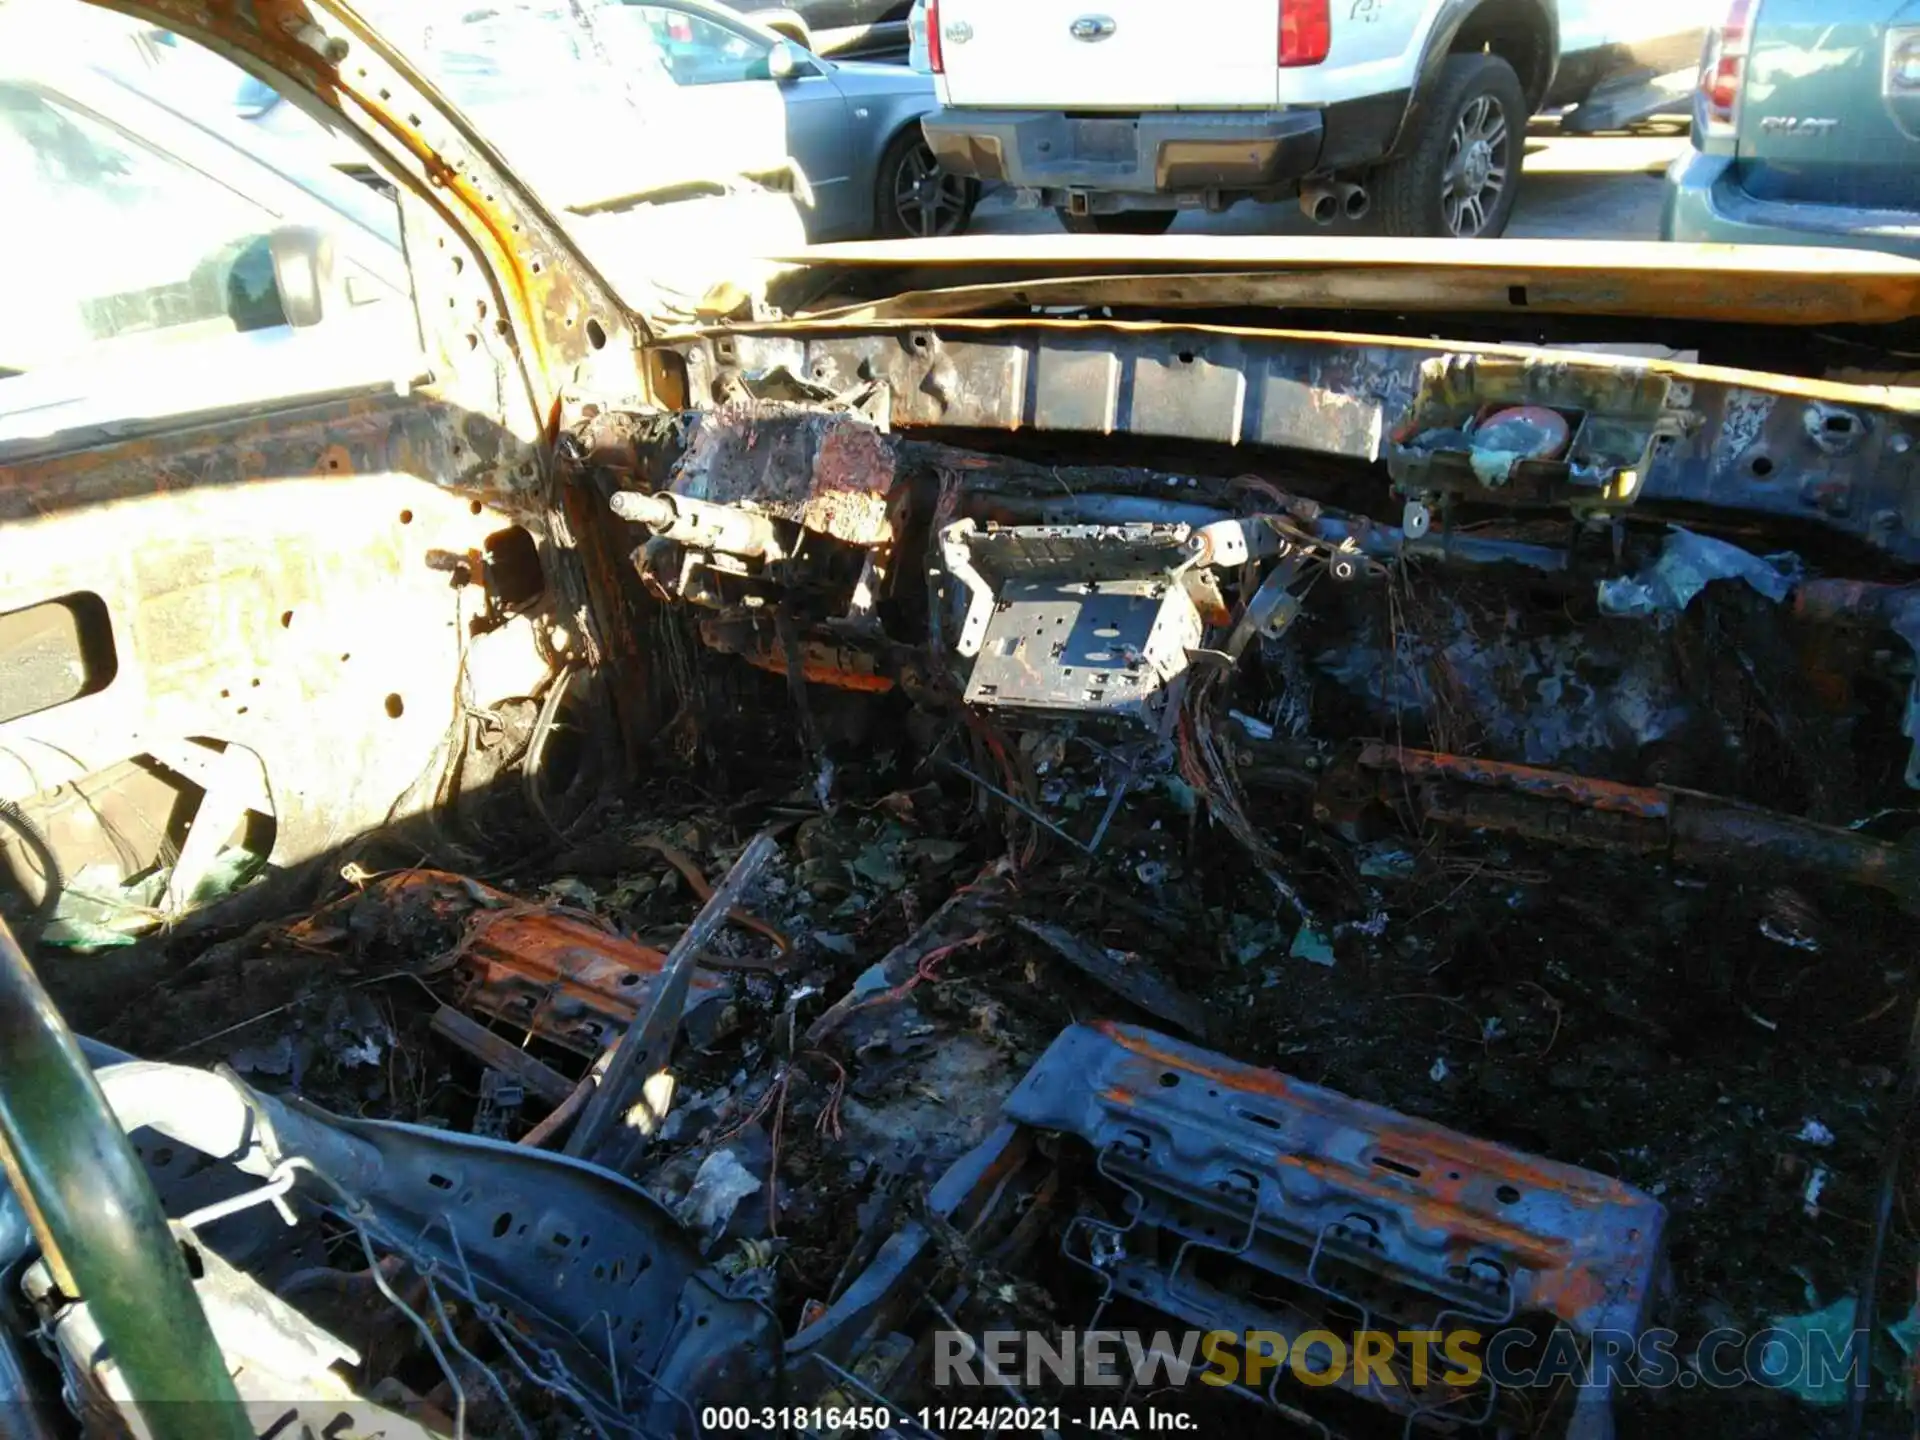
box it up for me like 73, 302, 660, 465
1440, 93, 1509, 237
890, 142, 970, 237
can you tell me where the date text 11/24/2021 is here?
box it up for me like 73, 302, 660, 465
700, 1406, 1201, 1431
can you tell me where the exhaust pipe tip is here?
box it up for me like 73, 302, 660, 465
1337, 181, 1369, 221
1299, 184, 1337, 225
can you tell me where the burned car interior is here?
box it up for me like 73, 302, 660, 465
8, 7, 1920, 1440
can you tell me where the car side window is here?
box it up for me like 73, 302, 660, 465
625, 5, 778, 86
0, 22, 422, 451
0, 85, 290, 370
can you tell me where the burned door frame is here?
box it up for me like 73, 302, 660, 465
0, 0, 655, 958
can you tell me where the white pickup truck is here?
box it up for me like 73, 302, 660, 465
919, 0, 1710, 236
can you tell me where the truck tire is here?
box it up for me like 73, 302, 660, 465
1372, 53, 1526, 238
1055, 209, 1180, 236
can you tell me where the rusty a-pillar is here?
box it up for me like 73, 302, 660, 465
118, 0, 648, 430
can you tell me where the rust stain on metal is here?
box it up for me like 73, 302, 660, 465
1096, 1020, 1301, 1103
1096, 1022, 1657, 1331
1263, 1150, 1575, 1268
1100, 1024, 1642, 1205
792, 267, 1920, 329
727, 646, 898, 692
1795, 577, 1920, 625
286, 869, 726, 1059
780, 238, 1920, 328
1358, 744, 1670, 818
560, 469, 658, 752
805, 419, 897, 544
1350, 745, 1920, 907
454, 905, 721, 1060
687, 315, 1920, 415
699, 619, 898, 692
1, 392, 516, 518
675, 407, 900, 546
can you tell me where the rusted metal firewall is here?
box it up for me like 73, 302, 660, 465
672, 324, 1920, 562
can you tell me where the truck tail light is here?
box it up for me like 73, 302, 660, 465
1280, 0, 1330, 66
1696, 0, 1756, 137
927, 0, 944, 72
1886, 26, 1920, 94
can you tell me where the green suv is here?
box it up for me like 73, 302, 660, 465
1662, 0, 1920, 254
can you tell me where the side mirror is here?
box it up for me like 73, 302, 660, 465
266, 225, 338, 328
767, 39, 806, 80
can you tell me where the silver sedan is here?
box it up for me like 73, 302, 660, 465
363, 0, 979, 242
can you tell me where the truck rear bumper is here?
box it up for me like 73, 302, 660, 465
921, 108, 1324, 199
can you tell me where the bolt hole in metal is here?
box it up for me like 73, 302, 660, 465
1442, 93, 1509, 236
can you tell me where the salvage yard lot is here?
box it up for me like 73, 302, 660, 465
972, 127, 1688, 241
